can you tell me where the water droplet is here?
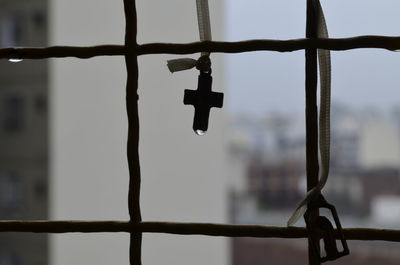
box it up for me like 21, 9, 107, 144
9, 58, 23, 63
195, 130, 206, 136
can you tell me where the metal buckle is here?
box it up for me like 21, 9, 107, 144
304, 193, 350, 263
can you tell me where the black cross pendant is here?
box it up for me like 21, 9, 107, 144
184, 70, 224, 135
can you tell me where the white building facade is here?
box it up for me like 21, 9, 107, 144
0, 0, 227, 265
50, 1, 227, 265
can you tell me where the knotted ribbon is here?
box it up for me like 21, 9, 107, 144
167, 0, 212, 73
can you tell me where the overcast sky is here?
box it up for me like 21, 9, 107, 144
225, 0, 400, 116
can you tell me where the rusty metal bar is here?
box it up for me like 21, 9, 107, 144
305, 0, 320, 264
0, 221, 400, 242
1, 35, 400, 60
123, 0, 142, 264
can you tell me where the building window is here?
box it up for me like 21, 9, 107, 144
0, 174, 23, 210
34, 179, 47, 201
0, 253, 21, 265
34, 94, 47, 115
2, 94, 25, 132
0, 15, 23, 47
32, 10, 46, 30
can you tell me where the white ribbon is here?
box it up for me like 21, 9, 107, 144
167, 0, 212, 73
287, 0, 331, 226
196, 0, 212, 56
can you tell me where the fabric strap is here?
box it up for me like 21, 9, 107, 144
287, 0, 331, 226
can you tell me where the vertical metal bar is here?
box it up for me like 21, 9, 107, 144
305, 0, 320, 265
123, 0, 142, 264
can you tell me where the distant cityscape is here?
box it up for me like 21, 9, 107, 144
227, 104, 400, 265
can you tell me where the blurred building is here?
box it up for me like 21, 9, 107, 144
232, 238, 400, 265
331, 105, 400, 170
1, 1, 227, 265
0, 0, 48, 264
227, 108, 400, 264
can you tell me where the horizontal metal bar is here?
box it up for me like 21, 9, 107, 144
139, 36, 400, 54
0, 45, 125, 59
0, 221, 400, 242
0, 36, 400, 60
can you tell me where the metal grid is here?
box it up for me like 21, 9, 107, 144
1, 0, 400, 264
